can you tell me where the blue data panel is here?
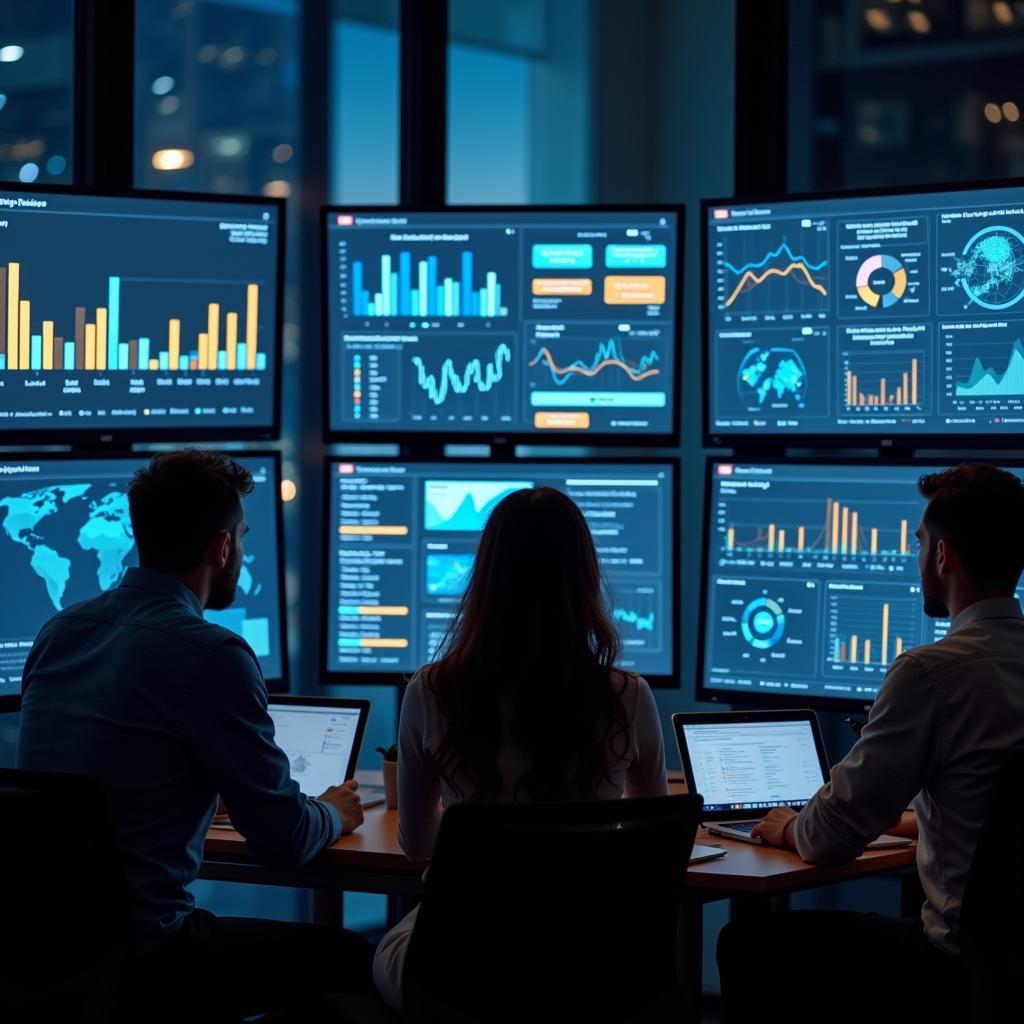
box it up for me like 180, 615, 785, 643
0, 187, 280, 438
325, 209, 679, 440
0, 453, 285, 696
701, 460, 1024, 707
325, 460, 676, 681
706, 184, 1024, 441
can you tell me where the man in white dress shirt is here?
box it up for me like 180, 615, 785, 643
718, 463, 1024, 1020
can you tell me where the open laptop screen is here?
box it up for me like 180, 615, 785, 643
268, 703, 365, 798
681, 719, 827, 815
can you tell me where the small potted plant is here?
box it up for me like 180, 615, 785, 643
377, 743, 398, 809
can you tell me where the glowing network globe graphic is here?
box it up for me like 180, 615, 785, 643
954, 225, 1024, 311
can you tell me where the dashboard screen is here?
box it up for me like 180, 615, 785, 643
325, 208, 679, 441
0, 187, 281, 439
698, 459, 1022, 706
324, 459, 676, 682
706, 184, 1024, 441
0, 452, 285, 697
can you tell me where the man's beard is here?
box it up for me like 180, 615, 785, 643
207, 549, 242, 611
920, 548, 949, 618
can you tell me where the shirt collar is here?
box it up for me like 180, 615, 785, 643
947, 596, 1024, 635
119, 567, 205, 619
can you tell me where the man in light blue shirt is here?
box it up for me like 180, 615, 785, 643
18, 449, 371, 1020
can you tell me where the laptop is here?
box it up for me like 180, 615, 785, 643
212, 696, 383, 828
269, 695, 385, 808
672, 709, 912, 848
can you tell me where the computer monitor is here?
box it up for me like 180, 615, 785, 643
0, 184, 282, 443
697, 458, 1024, 712
322, 458, 679, 685
323, 207, 681, 444
704, 181, 1024, 446
0, 451, 287, 707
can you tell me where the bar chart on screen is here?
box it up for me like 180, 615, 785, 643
0, 188, 280, 435
339, 226, 517, 323
0, 265, 266, 373
824, 582, 923, 678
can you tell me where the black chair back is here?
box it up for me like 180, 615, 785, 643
960, 749, 1024, 1021
402, 794, 703, 1024
0, 767, 135, 1024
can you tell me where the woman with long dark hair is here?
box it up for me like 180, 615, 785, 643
372, 487, 667, 1010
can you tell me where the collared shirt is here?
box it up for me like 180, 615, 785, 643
793, 596, 1024, 955
17, 567, 340, 955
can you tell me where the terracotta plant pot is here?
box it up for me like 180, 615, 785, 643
382, 759, 398, 809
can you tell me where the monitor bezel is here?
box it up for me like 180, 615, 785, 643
671, 708, 828, 821
701, 176, 1024, 449
320, 454, 682, 688
267, 695, 371, 784
0, 181, 285, 446
0, 447, 289, 712
320, 204, 684, 447
695, 453, 1023, 714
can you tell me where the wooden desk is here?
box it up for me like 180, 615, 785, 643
204, 803, 426, 898
202, 780, 917, 1000
687, 833, 915, 898
202, 776, 917, 907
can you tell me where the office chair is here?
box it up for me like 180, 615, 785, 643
960, 750, 1024, 1023
399, 794, 704, 1024
0, 767, 136, 1024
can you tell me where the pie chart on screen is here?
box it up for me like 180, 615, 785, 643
856, 253, 907, 309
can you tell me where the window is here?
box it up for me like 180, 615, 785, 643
0, 5, 74, 184
330, 2, 400, 204
135, 0, 300, 196
447, 0, 592, 203
789, 0, 1024, 191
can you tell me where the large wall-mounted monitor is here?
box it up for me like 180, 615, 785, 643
697, 458, 1023, 712
0, 451, 287, 707
704, 181, 1024, 446
323, 207, 681, 445
323, 458, 678, 685
0, 185, 282, 443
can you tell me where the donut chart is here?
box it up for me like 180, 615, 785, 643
856, 253, 907, 309
740, 596, 786, 650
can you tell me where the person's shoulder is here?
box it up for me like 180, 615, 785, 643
610, 668, 648, 693
403, 666, 436, 709
41, 589, 116, 626
609, 669, 653, 711
900, 620, 1024, 678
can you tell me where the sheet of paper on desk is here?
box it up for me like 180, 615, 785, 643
689, 844, 727, 864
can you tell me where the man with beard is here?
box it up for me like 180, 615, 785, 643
17, 449, 371, 1020
717, 463, 1024, 1020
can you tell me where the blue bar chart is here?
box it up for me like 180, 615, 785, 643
351, 249, 509, 319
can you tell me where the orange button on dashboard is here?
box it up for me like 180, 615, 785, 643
603, 275, 666, 304
534, 411, 591, 430
531, 278, 594, 296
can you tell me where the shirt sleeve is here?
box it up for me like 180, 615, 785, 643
183, 639, 341, 867
623, 676, 669, 798
793, 652, 939, 865
396, 674, 443, 861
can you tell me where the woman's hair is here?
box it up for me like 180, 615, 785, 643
425, 486, 631, 802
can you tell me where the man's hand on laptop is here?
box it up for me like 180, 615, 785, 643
751, 806, 798, 849
317, 779, 364, 835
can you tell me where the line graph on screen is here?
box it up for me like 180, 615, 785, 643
529, 338, 660, 386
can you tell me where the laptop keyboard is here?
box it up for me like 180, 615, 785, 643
726, 821, 757, 834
